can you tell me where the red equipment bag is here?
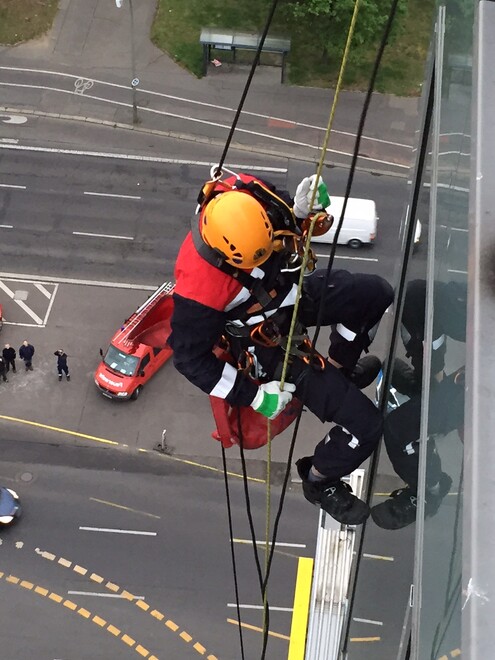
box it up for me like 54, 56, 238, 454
209, 395, 302, 450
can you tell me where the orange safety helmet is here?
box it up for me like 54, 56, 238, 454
200, 191, 274, 269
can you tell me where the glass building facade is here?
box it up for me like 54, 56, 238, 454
342, 1, 495, 658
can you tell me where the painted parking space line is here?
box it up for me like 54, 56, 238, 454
0, 280, 43, 324
79, 527, 157, 536
34, 283, 52, 299
0, 279, 59, 327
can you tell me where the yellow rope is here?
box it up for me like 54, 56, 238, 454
262, 0, 361, 640
279, 0, 361, 389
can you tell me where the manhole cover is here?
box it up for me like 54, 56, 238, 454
20, 472, 33, 482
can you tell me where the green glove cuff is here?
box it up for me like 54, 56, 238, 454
255, 391, 278, 418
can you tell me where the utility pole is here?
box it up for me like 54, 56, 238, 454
115, 0, 139, 125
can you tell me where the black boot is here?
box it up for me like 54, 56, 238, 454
371, 472, 452, 530
347, 355, 382, 390
296, 456, 370, 525
58, 375, 62, 382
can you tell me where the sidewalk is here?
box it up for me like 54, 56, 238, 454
0, 0, 420, 168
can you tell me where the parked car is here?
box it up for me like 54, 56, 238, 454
0, 487, 22, 526
94, 282, 174, 401
310, 196, 378, 248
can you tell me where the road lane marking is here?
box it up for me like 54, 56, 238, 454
0, 414, 119, 444
0, 280, 44, 324
0, 138, 19, 143
227, 618, 290, 641
0, 84, 409, 169
0, 67, 412, 149
0, 271, 158, 290
288, 556, 313, 659
73, 231, 134, 240
0, 414, 264, 483
90, 497, 161, 519
0, 183, 26, 189
84, 191, 142, 200
0, 224, 13, 228
34, 283, 53, 299
227, 603, 294, 612
137, 448, 266, 483
0, 141, 287, 172
353, 617, 383, 626
79, 527, 157, 536
315, 253, 379, 262
362, 553, 394, 562
35, 548, 218, 658
351, 637, 381, 642
67, 591, 144, 600
233, 539, 306, 548
1, 571, 156, 658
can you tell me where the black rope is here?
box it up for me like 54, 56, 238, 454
261, 0, 404, 648
221, 445, 246, 660
215, 0, 281, 176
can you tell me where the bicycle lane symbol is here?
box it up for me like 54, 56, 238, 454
74, 78, 95, 95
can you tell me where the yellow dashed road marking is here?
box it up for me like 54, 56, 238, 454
1, 572, 152, 657
451, 650, 462, 658
35, 548, 218, 657
63, 599, 77, 611
122, 634, 136, 647
350, 637, 381, 642
20, 580, 34, 590
227, 618, 290, 641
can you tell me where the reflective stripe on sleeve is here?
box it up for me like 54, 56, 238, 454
432, 334, 446, 350
210, 362, 238, 399
336, 323, 357, 341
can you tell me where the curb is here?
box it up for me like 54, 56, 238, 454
0, 106, 411, 179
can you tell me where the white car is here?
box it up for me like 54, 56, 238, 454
310, 197, 377, 248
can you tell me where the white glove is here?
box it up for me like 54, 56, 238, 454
293, 174, 331, 219
250, 381, 296, 420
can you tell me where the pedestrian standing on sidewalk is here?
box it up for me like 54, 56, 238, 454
54, 349, 70, 381
2, 344, 16, 373
19, 340, 35, 371
0, 355, 8, 382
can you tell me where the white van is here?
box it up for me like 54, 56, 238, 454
310, 196, 377, 248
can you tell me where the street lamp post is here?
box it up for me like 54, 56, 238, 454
115, 0, 139, 125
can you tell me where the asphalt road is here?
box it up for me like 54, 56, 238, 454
0, 140, 409, 285
0, 124, 423, 660
0, 439, 318, 659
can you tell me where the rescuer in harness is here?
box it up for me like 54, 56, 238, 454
170, 172, 394, 525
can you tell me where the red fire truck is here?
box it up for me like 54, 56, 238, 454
94, 282, 174, 401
